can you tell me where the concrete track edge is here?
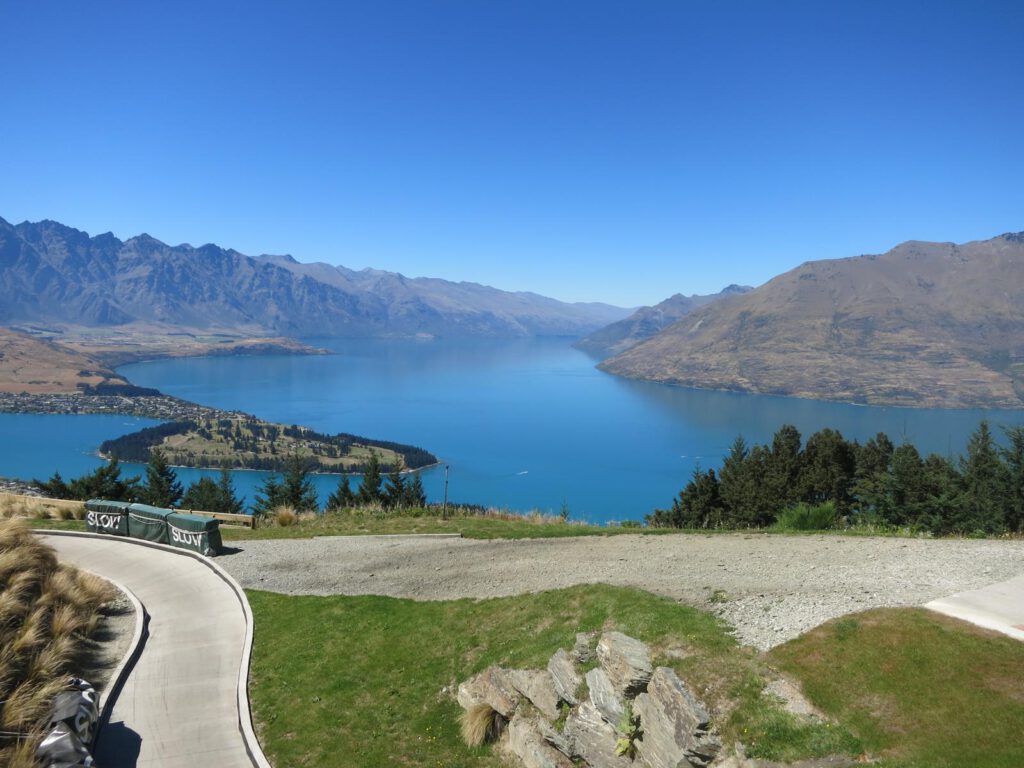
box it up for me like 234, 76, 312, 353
36, 530, 272, 768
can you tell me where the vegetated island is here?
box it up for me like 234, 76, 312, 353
99, 415, 436, 474
0, 325, 435, 474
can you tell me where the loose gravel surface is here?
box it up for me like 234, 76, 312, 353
222, 533, 1024, 650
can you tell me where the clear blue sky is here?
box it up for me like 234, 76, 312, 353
2, 1, 1021, 306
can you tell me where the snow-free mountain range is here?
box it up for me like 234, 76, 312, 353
2, 215, 1023, 409
0, 217, 628, 338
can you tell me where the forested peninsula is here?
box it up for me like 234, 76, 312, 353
100, 414, 436, 474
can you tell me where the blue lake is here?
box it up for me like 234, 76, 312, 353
4, 337, 1024, 523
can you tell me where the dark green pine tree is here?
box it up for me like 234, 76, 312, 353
850, 432, 895, 521
33, 471, 71, 499
216, 467, 245, 515
957, 420, 1007, 534
325, 474, 355, 511
764, 425, 803, 512
63, 457, 141, 501
717, 435, 766, 527
383, 468, 406, 509
357, 452, 383, 506
182, 476, 221, 511
1001, 425, 1024, 533
141, 449, 183, 507
647, 465, 723, 529
280, 453, 319, 512
403, 472, 427, 508
251, 475, 283, 517
799, 428, 856, 514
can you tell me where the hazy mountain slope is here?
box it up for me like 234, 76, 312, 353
0, 327, 128, 393
601, 233, 1024, 408
574, 284, 752, 358
0, 217, 629, 338
257, 255, 630, 336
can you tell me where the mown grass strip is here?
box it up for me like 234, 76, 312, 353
769, 608, 1024, 768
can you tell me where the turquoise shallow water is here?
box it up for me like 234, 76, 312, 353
4, 337, 1023, 523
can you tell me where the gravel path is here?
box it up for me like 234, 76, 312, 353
221, 533, 1024, 650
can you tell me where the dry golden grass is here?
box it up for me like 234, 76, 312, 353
0, 731, 46, 768
48, 603, 85, 639
271, 505, 298, 527
459, 702, 504, 747
0, 518, 113, 762
0, 495, 86, 523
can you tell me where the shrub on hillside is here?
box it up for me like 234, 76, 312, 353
772, 501, 838, 531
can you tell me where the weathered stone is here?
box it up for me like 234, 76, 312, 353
547, 648, 582, 706
586, 666, 625, 726
507, 712, 575, 768
564, 700, 633, 768
597, 631, 654, 697
507, 668, 561, 720
537, 718, 573, 758
457, 665, 521, 718
634, 667, 721, 768
572, 630, 599, 663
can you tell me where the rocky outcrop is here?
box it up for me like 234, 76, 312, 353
456, 632, 722, 768
564, 701, 634, 768
547, 648, 583, 706
585, 667, 625, 726
597, 631, 653, 697
508, 669, 561, 720
457, 665, 521, 718
633, 667, 721, 768
508, 712, 575, 768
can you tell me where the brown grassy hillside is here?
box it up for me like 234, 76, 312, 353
601, 233, 1024, 408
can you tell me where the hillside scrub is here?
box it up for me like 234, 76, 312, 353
0, 519, 116, 765
650, 421, 1024, 536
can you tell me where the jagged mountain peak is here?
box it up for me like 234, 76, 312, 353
0, 215, 630, 339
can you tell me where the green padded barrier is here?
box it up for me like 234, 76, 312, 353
126, 503, 172, 544
166, 512, 223, 557
84, 499, 130, 536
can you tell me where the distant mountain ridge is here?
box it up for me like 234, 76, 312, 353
601, 232, 1024, 409
0, 217, 630, 338
574, 284, 752, 358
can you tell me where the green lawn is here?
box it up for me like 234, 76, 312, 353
246, 584, 857, 768
769, 608, 1024, 768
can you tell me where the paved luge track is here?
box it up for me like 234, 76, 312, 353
41, 533, 264, 768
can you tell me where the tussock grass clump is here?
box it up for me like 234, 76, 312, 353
460, 703, 504, 747
270, 505, 298, 527
0, 519, 114, 765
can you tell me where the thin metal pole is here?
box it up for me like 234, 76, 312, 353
442, 464, 449, 519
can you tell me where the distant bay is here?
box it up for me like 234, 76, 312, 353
4, 337, 1024, 524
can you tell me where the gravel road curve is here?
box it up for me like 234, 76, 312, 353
222, 533, 1024, 650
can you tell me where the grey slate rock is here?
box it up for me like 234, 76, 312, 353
456, 665, 521, 718
547, 648, 582, 706
563, 700, 633, 768
507, 712, 575, 768
634, 667, 721, 768
508, 668, 561, 721
586, 666, 625, 726
597, 631, 654, 697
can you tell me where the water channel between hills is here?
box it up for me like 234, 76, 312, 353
5, 337, 1024, 524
